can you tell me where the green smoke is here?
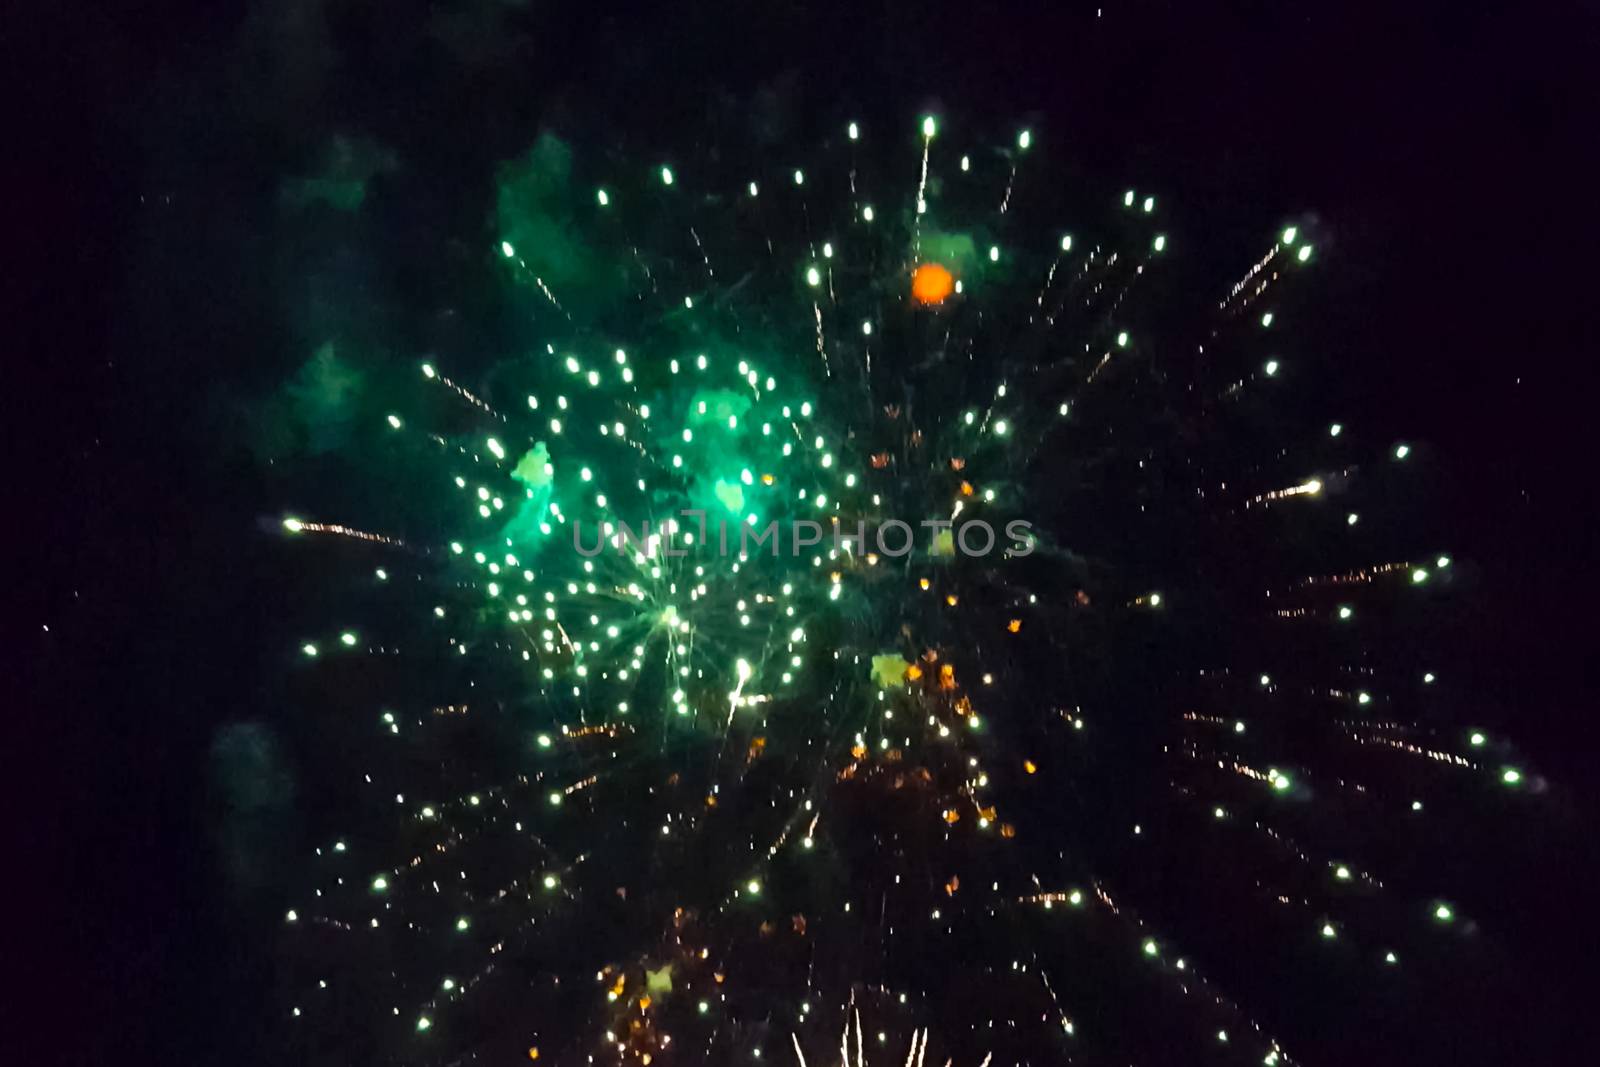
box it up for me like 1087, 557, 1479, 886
502, 442, 557, 549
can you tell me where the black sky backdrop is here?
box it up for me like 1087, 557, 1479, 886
15, 1, 1600, 1064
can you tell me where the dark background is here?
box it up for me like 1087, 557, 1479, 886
14, 1, 1599, 1063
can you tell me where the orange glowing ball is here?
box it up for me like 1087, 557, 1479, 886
911, 263, 955, 305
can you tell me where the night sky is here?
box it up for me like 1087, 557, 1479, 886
16, 2, 1600, 1065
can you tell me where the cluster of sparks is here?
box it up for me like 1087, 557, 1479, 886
274, 115, 1543, 1067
